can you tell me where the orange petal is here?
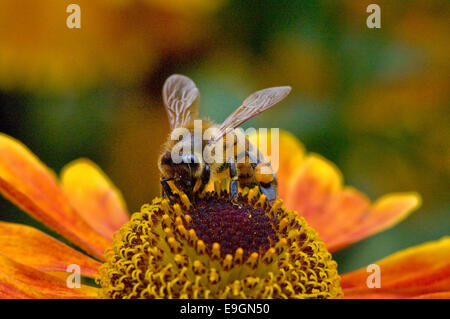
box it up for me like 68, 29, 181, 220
0, 133, 111, 259
344, 291, 450, 299
342, 237, 450, 299
60, 159, 129, 241
311, 187, 371, 248
275, 131, 305, 198
0, 222, 101, 278
0, 253, 98, 299
248, 129, 305, 198
413, 291, 450, 299
284, 153, 421, 252
327, 193, 420, 252
285, 154, 343, 222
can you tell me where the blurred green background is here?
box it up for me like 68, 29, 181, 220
0, 0, 448, 274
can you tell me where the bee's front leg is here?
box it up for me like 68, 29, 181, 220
195, 164, 210, 196
160, 177, 179, 203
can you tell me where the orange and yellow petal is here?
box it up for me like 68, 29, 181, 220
0, 133, 111, 259
341, 237, 450, 299
285, 154, 344, 223
326, 193, 420, 252
413, 291, 450, 299
61, 159, 129, 241
0, 253, 97, 299
0, 222, 101, 278
282, 151, 420, 252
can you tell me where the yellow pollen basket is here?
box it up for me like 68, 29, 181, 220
97, 182, 343, 299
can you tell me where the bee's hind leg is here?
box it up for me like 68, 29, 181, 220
259, 183, 276, 202
228, 158, 239, 203
237, 150, 277, 204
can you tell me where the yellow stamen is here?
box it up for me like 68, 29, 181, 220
97, 187, 342, 299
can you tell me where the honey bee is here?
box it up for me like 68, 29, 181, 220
158, 74, 291, 203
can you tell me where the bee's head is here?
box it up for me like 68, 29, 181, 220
159, 151, 203, 194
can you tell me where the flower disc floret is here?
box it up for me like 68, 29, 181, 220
98, 185, 342, 299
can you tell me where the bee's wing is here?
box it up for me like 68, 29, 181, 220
209, 86, 291, 144
163, 74, 200, 130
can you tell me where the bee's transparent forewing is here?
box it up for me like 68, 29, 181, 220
210, 86, 291, 144
163, 74, 199, 130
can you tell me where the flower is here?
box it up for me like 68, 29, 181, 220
97, 187, 341, 298
250, 130, 450, 298
0, 131, 448, 298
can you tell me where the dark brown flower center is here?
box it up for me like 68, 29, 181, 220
98, 188, 343, 299
184, 193, 279, 258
